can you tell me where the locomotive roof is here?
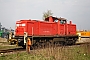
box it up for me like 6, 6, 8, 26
45, 16, 67, 21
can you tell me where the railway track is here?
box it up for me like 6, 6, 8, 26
0, 47, 25, 56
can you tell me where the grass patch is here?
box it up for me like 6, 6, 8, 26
0, 52, 55, 60
0, 44, 90, 60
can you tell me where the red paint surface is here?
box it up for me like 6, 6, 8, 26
15, 17, 76, 36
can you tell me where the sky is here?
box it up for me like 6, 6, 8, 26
0, 0, 90, 30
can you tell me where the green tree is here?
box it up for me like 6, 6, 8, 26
42, 10, 53, 20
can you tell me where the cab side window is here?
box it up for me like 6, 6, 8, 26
54, 19, 58, 22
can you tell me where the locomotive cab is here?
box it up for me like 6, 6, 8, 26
45, 16, 67, 24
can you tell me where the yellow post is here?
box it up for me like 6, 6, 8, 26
77, 33, 81, 41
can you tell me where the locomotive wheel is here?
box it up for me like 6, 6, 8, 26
41, 43, 45, 48
34, 42, 46, 49
22, 45, 26, 49
33, 42, 39, 49
54, 41, 65, 47
34, 44, 38, 49
45, 41, 50, 48
55, 42, 60, 47
73, 39, 77, 45
66, 40, 74, 45
60, 41, 65, 46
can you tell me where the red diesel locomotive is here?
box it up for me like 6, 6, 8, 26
15, 16, 78, 48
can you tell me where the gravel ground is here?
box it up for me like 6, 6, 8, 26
0, 37, 7, 42
76, 38, 90, 43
